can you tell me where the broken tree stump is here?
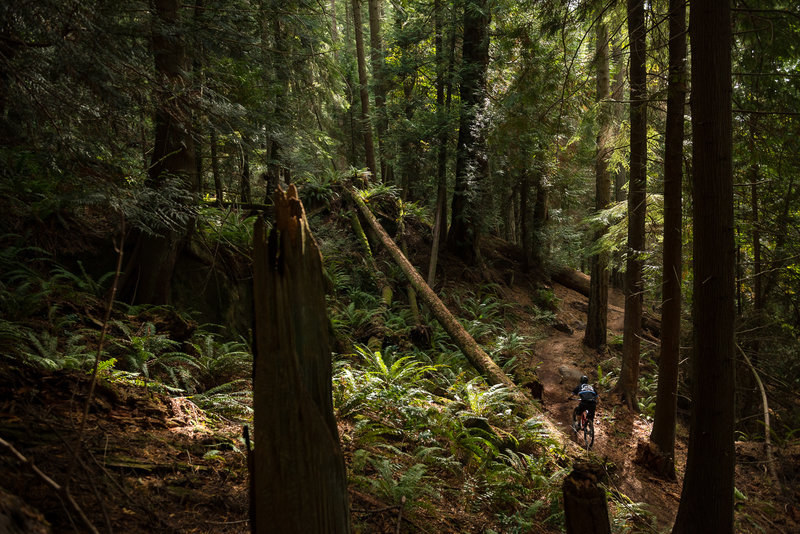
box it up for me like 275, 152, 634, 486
252, 185, 351, 533
562, 462, 611, 534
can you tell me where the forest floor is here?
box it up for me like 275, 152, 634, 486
1, 237, 799, 533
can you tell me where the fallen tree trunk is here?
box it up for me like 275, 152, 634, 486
554, 267, 661, 336
346, 186, 533, 411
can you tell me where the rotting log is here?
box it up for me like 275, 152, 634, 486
346, 186, 535, 413
553, 267, 661, 335
562, 462, 611, 534
252, 185, 351, 534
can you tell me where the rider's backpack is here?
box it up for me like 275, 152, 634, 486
578, 384, 598, 402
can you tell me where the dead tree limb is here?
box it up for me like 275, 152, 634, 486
737, 344, 780, 488
0, 437, 100, 534
346, 186, 533, 411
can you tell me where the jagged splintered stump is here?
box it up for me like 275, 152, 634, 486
251, 185, 351, 533
562, 462, 611, 534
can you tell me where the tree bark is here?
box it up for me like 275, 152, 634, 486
584, 16, 611, 350
650, 0, 686, 476
252, 185, 351, 534
562, 463, 611, 534
448, 0, 490, 262
616, 0, 647, 410
532, 165, 548, 270
126, 0, 197, 305
368, 0, 388, 181
428, 0, 455, 285
210, 127, 223, 205
520, 170, 531, 271
672, 0, 735, 531
240, 147, 251, 204
351, 0, 378, 181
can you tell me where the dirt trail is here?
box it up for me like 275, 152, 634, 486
510, 280, 684, 530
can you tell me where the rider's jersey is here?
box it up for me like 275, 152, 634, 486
573, 383, 598, 402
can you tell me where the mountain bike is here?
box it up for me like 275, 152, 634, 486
569, 396, 595, 450
574, 408, 594, 450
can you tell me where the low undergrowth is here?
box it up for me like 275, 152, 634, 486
0, 204, 660, 532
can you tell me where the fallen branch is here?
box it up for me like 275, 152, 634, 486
737, 344, 780, 489
0, 436, 100, 534
67, 221, 125, 483
553, 267, 661, 335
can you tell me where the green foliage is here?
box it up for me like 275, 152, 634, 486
49, 262, 114, 300
187, 332, 252, 391
190, 380, 253, 418
637, 359, 659, 421
352, 452, 437, 510
111, 321, 194, 390
196, 206, 257, 253
299, 171, 339, 207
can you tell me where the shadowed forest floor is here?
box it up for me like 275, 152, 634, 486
1, 237, 798, 533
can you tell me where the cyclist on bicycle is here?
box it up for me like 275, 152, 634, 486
571, 375, 599, 430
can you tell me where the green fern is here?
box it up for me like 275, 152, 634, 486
49, 261, 114, 299
190, 380, 253, 417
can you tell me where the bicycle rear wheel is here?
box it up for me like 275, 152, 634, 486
583, 419, 594, 450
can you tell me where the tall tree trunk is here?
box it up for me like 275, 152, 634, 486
749, 118, 763, 311
240, 148, 251, 203
428, 0, 455, 285
615, 0, 647, 410
252, 186, 351, 534
584, 16, 611, 350
532, 164, 548, 270
126, 0, 196, 305
210, 127, 223, 205
672, 1, 735, 531
650, 0, 686, 476
520, 170, 531, 272
448, 0, 490, 262
368, 0, 388, 181
351, 0, 378, 181
265, 8, 291, 196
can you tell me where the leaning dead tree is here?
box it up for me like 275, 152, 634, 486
346, 186, 536, 413
252, 185, 351, 533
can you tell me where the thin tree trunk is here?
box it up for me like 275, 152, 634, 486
520, 170, 531, 272
532, 164, 548, 270
368, 0, 387, 181
649, 0, 686, 476
252, 186, 351, 534
584, 16, 611, 350
428, 0, 454, 285
672, 0, 735, 530
210, 127, 223, 205
448, 0, 490, 262
240, 148, 251, 204
351, 0, 378, 180
616, 0, 647, 410
737, 345, 780, 487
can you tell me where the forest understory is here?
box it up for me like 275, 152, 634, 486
1, 216, 798, 534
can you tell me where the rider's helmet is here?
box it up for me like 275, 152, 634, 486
580, 375, 589, 384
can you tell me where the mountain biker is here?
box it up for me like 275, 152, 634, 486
571, 375, 599, 430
